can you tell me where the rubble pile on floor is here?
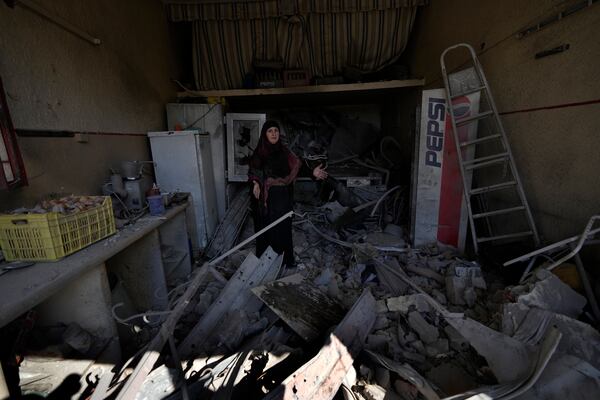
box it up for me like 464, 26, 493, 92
92, 200, 600, 400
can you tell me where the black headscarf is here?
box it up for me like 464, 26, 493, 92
249, 120, 290, 179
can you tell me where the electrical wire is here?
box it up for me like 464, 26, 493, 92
111, 303, 172, 327
185, 104, 218, 130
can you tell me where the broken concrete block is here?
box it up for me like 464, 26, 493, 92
445, 262, 486, 305
518, 270, 587, 318
387, 294, 430, 314
408, 311, 439, 344
374, 315, 391, 330
393, 379, 419, 400
376, 300, 389, 314
375, 367, 391, 389
363, 383, 402, 400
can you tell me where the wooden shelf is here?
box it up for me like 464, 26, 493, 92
177, 79, 425, 98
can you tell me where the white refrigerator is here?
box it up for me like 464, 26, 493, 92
148, 130, 218, 251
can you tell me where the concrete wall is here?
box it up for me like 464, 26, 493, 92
402, 0, 600, 243
0, 0, 177, 209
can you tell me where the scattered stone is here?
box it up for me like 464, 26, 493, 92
387, 294, 430, 314
374, 315, 391, 330
407, 311, 439, 344
445, 262, 486, 305
376, 300, 389, 314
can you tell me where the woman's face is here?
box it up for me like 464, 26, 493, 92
266, 126, 279, 145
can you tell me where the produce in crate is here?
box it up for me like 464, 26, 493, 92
10, 195, 106, 215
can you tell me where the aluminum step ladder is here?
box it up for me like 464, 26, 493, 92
440, 43, 540, 253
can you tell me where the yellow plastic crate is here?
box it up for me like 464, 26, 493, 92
0, 196, 116, 261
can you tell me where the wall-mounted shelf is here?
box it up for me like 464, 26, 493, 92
177, 79, 425, 98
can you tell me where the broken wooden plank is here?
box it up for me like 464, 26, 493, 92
252, 273, 346, 342
264, 289, 376, 400
178, 247, 282, 357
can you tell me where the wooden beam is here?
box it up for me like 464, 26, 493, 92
177, 79, 425, 98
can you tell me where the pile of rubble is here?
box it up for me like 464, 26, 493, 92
79, 197, 600, 400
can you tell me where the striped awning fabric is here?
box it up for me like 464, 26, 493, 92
167, 0, 425, 90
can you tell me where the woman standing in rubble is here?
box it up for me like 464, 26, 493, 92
249, 120, 328, 267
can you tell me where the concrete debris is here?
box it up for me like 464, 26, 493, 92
516, 269, 587, 318
445, 262, 486, 305
88, 193, 600, 400
407, 311, 439, 344
387, 294, 430, 313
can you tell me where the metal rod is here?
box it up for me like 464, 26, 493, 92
545, 215, 600, 272
208, 210, 294, 265
15, 0, 102, 45
504, 226, 600, 266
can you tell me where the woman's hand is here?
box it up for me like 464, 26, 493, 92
253, 181, 261, 199
313, 164, 328, 180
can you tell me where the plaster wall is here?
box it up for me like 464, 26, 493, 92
0, 0, 176, 209
403, 0, 600, 243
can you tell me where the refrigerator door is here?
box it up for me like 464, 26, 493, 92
148, 130, 217, 250
166, 104, 226, 220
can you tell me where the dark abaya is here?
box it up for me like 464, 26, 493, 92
248, 120, 300, 267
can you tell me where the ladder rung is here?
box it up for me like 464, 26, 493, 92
456, 110, 494, 126
473, 206, 526, 219
460, 134, 501, 148
451, 85, 486, 99
463, 153, 509, 170
470, 181, 517, 195
477, 231, 534, 243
